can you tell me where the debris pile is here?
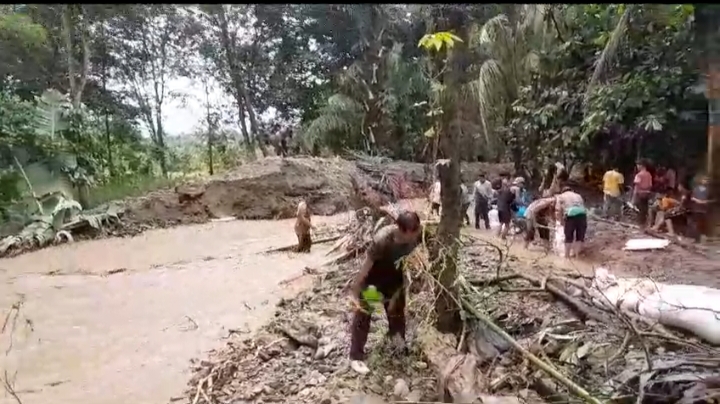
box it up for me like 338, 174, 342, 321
185, 212, 720, 404
185, 257, 439, 404
459, 238, 720, 403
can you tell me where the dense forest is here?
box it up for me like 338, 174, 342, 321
0, 5, 712, 224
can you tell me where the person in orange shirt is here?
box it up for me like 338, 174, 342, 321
650, 190, 681, 235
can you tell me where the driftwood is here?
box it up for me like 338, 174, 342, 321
415, 325, 484, 403
262, 235, 342, 254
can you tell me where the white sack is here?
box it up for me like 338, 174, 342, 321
591, 267, 720, 345
623, 238, 670, 251
638, 285, 720, 345
488, 209, 501, 230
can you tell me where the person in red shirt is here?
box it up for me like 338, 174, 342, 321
632, 159, 653, 228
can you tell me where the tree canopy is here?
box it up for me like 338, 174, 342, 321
0, 4, 707, 215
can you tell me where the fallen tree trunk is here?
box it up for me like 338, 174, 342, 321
415, 324, 484, 403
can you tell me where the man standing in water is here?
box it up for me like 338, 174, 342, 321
429, 180, 441, 216
348, 211, 422, 375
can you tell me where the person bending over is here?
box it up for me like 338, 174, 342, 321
348, 211, 422, 375
650, 189, 681, 235
555, 186, 587, 258
524, 196, 555, 250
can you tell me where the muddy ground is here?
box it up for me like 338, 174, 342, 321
117, 157, 513, 235
2, 156, 718, 404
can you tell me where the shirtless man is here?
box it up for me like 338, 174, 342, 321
555, 186, 587, 258
348, 211, 422, 374
523, 196, 555, 250
294, 201, 313, 252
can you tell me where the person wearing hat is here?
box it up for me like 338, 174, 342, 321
510, 177, 530, 207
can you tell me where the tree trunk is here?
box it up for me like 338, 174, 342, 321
61, 5, 89, 109
155, 106, 168, 176
430, 12, 468, 335
101, 31, 113, 178
695, 4, 720, 236
214, 5, 267, 158
204, 78, 214, 175
240, 89, 269, 157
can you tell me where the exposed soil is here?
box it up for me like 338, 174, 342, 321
118, 157, 513, 235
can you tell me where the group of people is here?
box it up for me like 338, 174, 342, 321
602, 160, 711, 243
428, 165, 589, 258
342, 160, 712, 376
346, 166, 594, 374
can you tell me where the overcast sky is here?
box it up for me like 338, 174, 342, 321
162, 76, 224, 136
134, 76, 278, 138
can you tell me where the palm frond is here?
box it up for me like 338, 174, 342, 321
301, 94, 364, 150
34, 89, 71, 139
585, 5, 634, 104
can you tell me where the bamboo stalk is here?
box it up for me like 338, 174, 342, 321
460, 294, 604, 404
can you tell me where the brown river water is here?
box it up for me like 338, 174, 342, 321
0, 213, 352, 404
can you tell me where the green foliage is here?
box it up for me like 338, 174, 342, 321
496, 4, 704, 172
418, 31, 463, 51
0, 3, 710, 228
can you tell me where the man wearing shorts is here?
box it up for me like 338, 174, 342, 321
523, 196, 555, 250
348, 211, 422, 374
555, 186, 587, 258
494, 179, 515, 240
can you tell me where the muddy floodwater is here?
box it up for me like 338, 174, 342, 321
0, 214, 351, 404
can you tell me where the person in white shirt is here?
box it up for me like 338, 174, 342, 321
473, 173, 493, 229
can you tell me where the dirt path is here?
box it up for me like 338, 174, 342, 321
463, 227, 720, 288
0, 213, 352, 404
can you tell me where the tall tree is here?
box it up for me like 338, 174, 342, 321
108, 5, 188, 176
193, 5, 268, 156
420, 19, 469, 334
61, 4, 91, 108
